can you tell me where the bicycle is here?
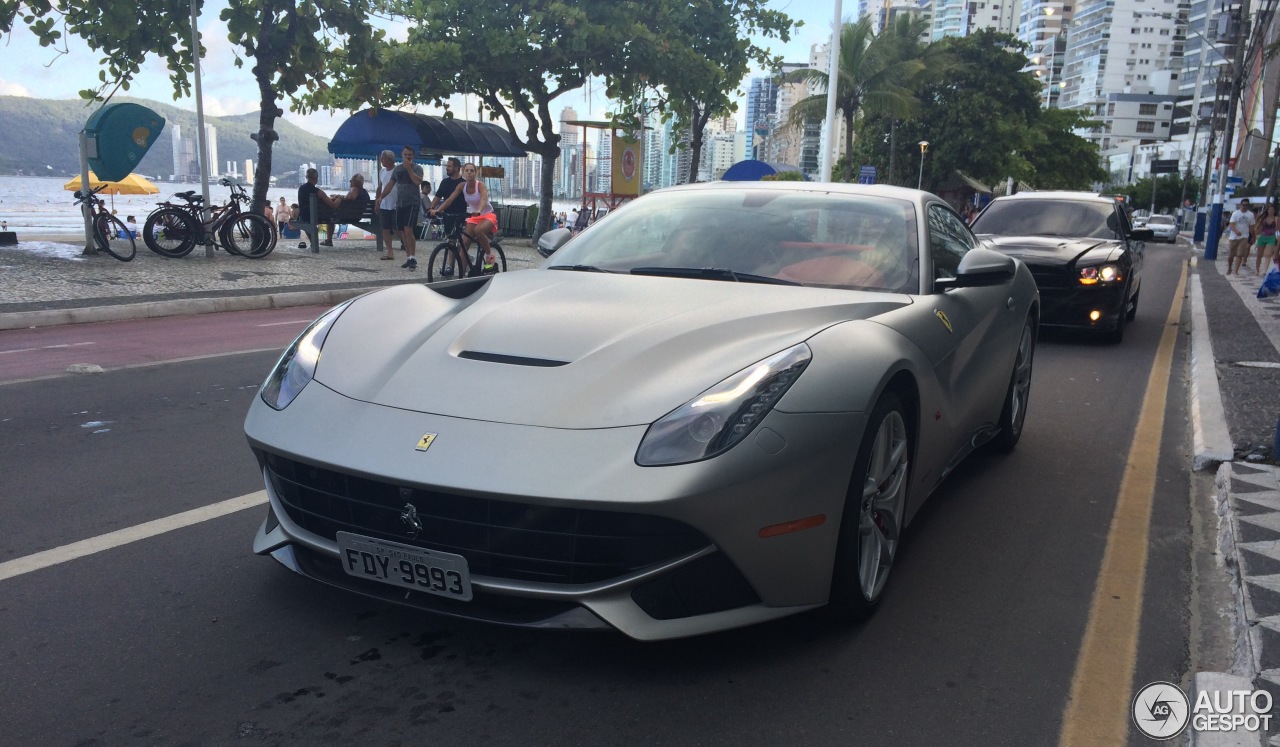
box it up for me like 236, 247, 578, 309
74, 184, 136, 262
142, 178, 276, 259
426, 215, 507, 282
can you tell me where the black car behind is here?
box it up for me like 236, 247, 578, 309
969, 192, 1152, 343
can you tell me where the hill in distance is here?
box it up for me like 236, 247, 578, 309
0, 95, 334, 180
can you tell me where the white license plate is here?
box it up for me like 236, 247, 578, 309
336, 532, 473, 601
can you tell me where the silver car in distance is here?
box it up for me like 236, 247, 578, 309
246, 182, 1040, 641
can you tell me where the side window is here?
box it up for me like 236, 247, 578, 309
928, 204, 976, 285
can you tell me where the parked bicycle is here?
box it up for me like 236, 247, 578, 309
426, 216, 507, 282
74, 184, 136, 262
142, 178, 276, 259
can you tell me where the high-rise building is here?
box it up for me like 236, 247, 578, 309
745, 76, 779, 159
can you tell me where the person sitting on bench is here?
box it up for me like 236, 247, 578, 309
312, 174, 371, 246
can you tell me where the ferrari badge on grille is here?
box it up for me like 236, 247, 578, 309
415, 433, 437, 452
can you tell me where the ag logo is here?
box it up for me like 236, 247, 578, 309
415, 433, 437, 452
1132, 681, 1189, 740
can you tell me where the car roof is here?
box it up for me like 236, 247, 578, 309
990, 191, 1117, 205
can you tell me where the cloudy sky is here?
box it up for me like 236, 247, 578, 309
0, 0, 840, 137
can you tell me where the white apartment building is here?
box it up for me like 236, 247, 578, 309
1017, 0, 1075, 107
1058, 0, 1186, 136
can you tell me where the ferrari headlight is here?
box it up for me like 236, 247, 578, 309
259, 301, 351, 410
636, 343, 811, 466
1078, 263, 1122, 285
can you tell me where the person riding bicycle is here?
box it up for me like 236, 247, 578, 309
430, 162, 499, 273
427, 157, 467, 246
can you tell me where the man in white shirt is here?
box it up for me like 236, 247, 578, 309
567, 208, 580, 233
1228, 198, 1257, 275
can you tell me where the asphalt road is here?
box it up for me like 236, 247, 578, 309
0, 245, 1200, 745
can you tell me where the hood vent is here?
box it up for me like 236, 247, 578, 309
457, 350, 569, 368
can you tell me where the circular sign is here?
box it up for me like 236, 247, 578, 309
622, 147, 637, 181
1131, 682, 1190, 740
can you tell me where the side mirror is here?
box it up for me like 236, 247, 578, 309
1130, 227, 1155, 241
537, 228, 573, 257
935, 248, 1016, 290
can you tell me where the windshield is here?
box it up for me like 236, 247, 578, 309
971, 199, 1123, 240
547, 187, 920, 292
1147, 215, 1175, 225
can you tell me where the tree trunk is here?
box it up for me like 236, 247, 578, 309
887, 118, 897, 186
250, 64, 281, 216
685, 106, 709, 184
533, 149, 558, 240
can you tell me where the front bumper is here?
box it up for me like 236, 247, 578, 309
1028, 277, 1128, 330
246, 381, 863, 640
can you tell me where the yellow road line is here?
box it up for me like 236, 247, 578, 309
1058, 262, 1189, 745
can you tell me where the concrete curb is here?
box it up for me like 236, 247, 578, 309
1192, 269, 1237, 469
0, 286, 377, 331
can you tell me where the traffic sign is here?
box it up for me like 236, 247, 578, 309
858, 165, 877, 185
1228, 175, 1244, 185
1150, 159, 1179, 175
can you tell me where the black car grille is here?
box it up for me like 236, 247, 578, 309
264, 454, 711, 585
1028, 267, 1073, 290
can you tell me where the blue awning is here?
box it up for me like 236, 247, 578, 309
327, 108, 528, 161
720, 160, 809, 181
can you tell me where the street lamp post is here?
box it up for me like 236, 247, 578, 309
917, 141, 929, 190
1206, 0, 1252, 261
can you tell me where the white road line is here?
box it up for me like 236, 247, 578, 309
0, 491, 268, 582
0, 342, 95, 355
256, 320, 312, 327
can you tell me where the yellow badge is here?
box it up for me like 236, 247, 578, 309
415, 433, 437, 452
935, 309, 953, 334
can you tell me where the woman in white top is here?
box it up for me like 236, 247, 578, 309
376, 150, 398, 259
435, 162, 499, 271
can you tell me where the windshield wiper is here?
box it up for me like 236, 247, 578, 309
548, 264, 615, 273
630, 266, 799, 286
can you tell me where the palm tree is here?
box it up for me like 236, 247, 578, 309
786, 16, 935, 182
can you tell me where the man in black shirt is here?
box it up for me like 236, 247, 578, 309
428, 157, 467, 240
296, 168, 334, 247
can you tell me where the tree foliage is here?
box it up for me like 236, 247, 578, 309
0, 0, 196, 100
609, 0, 795, 184
851, 29, 1104, 192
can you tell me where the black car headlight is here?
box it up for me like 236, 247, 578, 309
1078, 263, 1122, 285
636, 344, 811, 466
259, 301, 352, 410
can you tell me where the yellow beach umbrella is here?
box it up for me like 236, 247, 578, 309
63, 171, 160, 195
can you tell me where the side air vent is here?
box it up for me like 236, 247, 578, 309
457, 350, 569, 367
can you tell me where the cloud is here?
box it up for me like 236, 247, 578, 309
0, 79, 32, 96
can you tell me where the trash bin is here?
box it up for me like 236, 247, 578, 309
1194, 210, 1207, 242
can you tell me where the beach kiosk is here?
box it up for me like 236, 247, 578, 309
564, 120, 644, 227
314, 108, 528, 253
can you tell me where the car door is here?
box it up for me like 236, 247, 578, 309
921, 202, 1017, 442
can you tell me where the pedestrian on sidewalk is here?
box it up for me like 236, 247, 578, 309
1254, 203, 1279, 276
1227, 198, 1256, 275
376, 145, 423, 270
374, 150, 397, 260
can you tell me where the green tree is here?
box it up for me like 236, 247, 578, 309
855, 30, 1046, 190
1, 0, 195, 100
609, 0, 795, 184
785, 16, 926, 181
1021, 108, 1107, 189
316, 0, 675, 238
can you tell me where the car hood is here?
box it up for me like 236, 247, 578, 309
978, 235, 1120, 268
313, 271, 910, 429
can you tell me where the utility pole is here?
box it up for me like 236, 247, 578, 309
1206, 0, 1252, 261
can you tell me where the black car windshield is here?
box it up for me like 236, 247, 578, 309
546, 187, 920, 292
972, 199, 1121, 240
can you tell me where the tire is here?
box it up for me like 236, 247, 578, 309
829, 391, 911, 623
1103, 290, 1129, 344
222, 213, 276, 258
1126, 288, 1139, 321
143, 208, 197, 258
992, 316, 1036, 452
427, 242, 465, 283
93, 213, 136, 261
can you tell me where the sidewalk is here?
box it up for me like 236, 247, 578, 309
1190, 239, 1280, 745
0, 233, 543, 330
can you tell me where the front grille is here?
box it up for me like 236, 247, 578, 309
1029, 268, 1072, 290
265, 454, 710, 585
